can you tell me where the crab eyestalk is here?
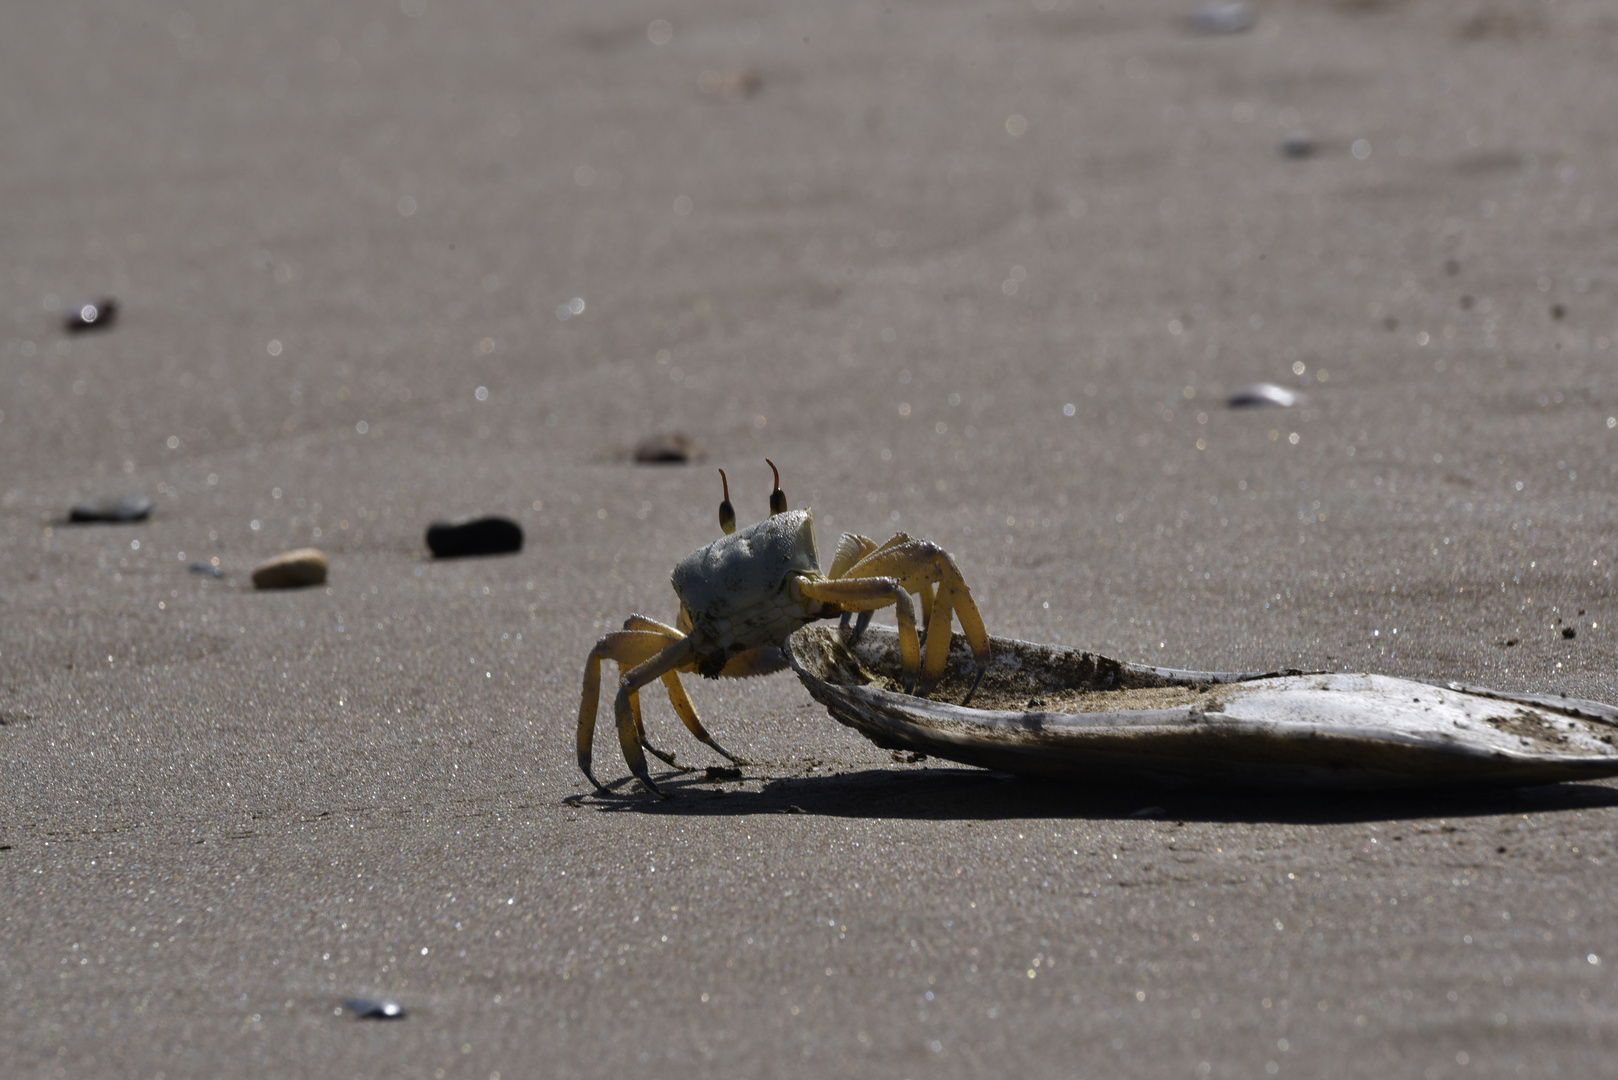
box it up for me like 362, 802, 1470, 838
766, 458, 788, 516
718, 469, 736, 535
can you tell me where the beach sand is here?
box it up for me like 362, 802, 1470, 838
3, 0, 1616, 1075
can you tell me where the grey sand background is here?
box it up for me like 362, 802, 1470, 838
4, 0, 1618, 1076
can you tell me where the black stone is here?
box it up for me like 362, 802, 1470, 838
63, 298, 118, 333
68, 495, 152, 524
633, 432, 696, 464
425, 515, 523, 558
1562, 626, 1577, 639
343, 998, 406, 1020
1279, 133, 1315, 159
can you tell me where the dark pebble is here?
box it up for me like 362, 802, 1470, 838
1562, 626, 1577, 639
1551, 303, 1566, 320
1280, 132, 1315, 159
425, 516, 523, 558
63, 298, 118, 333
343, 998, 406, 1020
69, 495, 152, 524
705, 766, 743, 781
1226, 383, 1297, 408
188, 561, 224, 578
633, 433, 697, 464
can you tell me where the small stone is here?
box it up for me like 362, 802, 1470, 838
1551, 303, 1566, 320
1280, 132, 1315, 159
1562, 626, 1577, 640
69, 495, 152, 523
425, 516, 523, 558
343, 998, 406, 1020
63, 298, 118, 333
251, 548, 328, 589
188, 561, 224, 578
705, 765, 743, 781
633, 433, 697, 464
1187, 1, 1253, 34
1226, 383, 1297, 408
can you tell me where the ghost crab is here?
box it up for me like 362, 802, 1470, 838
577, 460, 990, 797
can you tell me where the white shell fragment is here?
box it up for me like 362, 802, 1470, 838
343, 997, 406, 1020
1226, 382, 1298, 408
786, 625, 1618, 791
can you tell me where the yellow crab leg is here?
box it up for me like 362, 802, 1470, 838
827, 532, 878, 580
578, 629, 698, 788
922, 579, 954, 690
838, 540, 991, 700
794, 575, 921, 691
918, 580, 938, 633
613, 635, 704, 797
619, 614, 748, 763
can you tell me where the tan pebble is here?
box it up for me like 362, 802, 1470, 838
251, 548, 328, 589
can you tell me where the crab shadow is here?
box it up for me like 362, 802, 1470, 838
570, 766, 1618, 825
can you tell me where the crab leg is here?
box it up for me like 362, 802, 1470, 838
578, 629, 692, 789
620, 615, 748, 764
625, 690, 682, 770
827, 532, 879, 579
613, 636, 704, 797
794, 576, 922, 691
836, 539, 991, 700
922, 579, 954, 690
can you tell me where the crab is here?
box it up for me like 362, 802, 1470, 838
577, 460, 991, 797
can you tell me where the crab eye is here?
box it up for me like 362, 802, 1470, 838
717, 469, 736, 535
766, 458, 787, 515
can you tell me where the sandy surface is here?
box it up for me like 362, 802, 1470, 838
4, 0, 1618, 1076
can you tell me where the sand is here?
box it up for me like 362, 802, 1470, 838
3, 0, 1616, 1076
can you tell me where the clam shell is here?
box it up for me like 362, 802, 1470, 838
786, 625, 1618, 790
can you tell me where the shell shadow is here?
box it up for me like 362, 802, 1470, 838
571, 766, 1618, 825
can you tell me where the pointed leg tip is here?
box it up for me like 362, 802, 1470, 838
633, 768, 667, 799
961, 666, 988, 707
